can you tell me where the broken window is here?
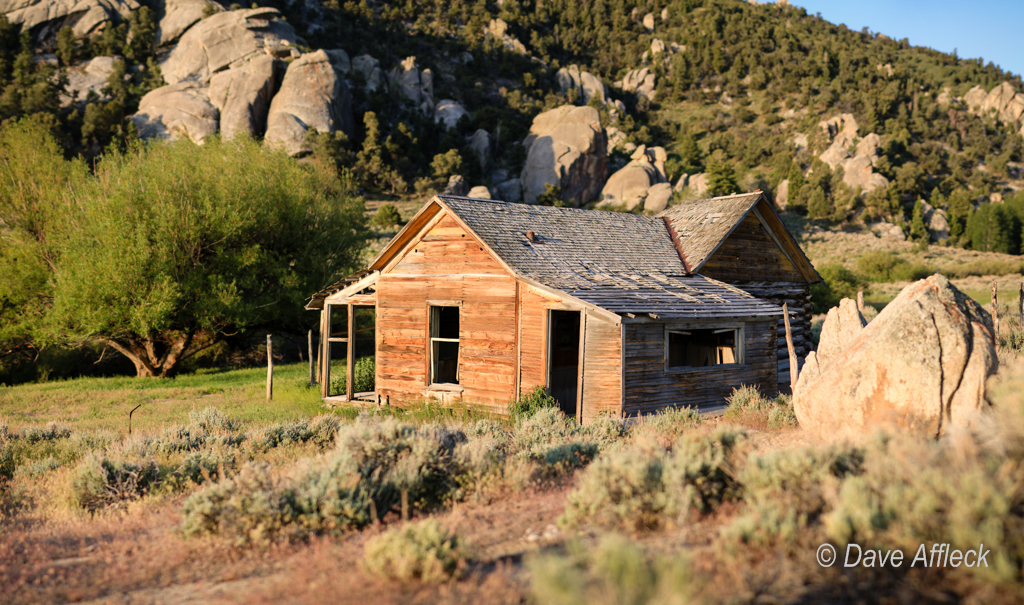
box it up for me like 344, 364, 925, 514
429, 306, 460, 384
666, 327, 741, 369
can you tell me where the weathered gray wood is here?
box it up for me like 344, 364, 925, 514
347, 304, 355, 402
783, 302, 798, 386
308, 330, 315, 387
266, 334, 273, 401
857, 291, 865, 314
992, 281, 1000, 351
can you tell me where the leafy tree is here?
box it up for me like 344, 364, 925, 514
373, 203, 402, 228
431, 149, 463, 180
0, 120, 88, 370
43, 137, 368, 377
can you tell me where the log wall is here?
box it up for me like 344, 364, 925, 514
622, 319, 778, 416
376, 214, 517, 413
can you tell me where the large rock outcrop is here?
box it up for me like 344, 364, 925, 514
556, 65, 607, 105
264, 50, 352, 157
617, 67, 656, 100
130, 81, 219, 143
434, 100, 468, 130
387, 56, 433, 111
160, 8, 299, 85
61, 56, 119, 105
794, 276, 997, 441
1, 0, 138, 38
963, 82, 1024, 137
520, 105, 606, 206
482, 18, 527, 54
817, 114, 888, 194
155, 0, 222, 46
207, 54, 281, 140
599, 145, 669, 210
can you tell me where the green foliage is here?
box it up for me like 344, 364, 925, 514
967, 201, 1023, 255
188, 407, 239, 434
705, 151, 738, 197
56, 26, 77, 66
329, 356, 375, 395
363, 518, 468, 582
36, 135, 367, 376
810, 262, 867, 312
856, 251, 934, 283
527, 534, 697, 605
430, 148, 463, 179
536, 182, 567, 207
508, 386, 558, 422
909, 198, 929, 243
71, 454, 160, 512
947, 188, 973, 242
372, 203, 402, 228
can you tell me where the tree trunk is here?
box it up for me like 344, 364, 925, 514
104, 330, 203, 377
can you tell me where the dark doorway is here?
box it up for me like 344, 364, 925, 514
549, 310, 581, 417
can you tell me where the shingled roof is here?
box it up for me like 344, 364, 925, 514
655, 192, 762, 272
435, 196, 782, 319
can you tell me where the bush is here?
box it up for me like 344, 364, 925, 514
330, 356, 375, 395
630, 406, 703, 447
723, 386, 795, 429
188, 407, 238, 433
17, 421, 72, 443
767, 395, 798, 429
811, 262, 867, 312
71, 454, 160, 512
856, 251, 933, 283
509, 386, 558, 422
247, 414, 341, 452
363, 518, 468, 583
662, 429, 747, 517
173, 450, 235, 486
372, 203, 402, 228
527, 534, 696, 605
728, 446, 863, 547
562, 448, 666, 531
181, 418, 464, 543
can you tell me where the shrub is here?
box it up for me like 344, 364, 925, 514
662, 429, 747, 517
630, 406, 703, 447
17, 421, 72, 443
509, 386, 558, 422
247, 414, 341, 452
173, 450, 236, 486
527, 534, 696, 605
724, 387, 797, 430
512, 407, 581, 455
372, 203, 402, 228
541, 441, 599, 475
363, 518, 468, 583
71, 454, 160, 512
181, 462, 302, 545
562, 448, 667, 531
767, 395, 798, 429
330, 356, 375, 395
188, 407, 238, 433
728, 446, 863, 547
811, 262, 866, 312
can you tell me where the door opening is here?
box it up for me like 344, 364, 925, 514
548, 310, 581, 417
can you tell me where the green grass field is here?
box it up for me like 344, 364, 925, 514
0, 363, 327, 434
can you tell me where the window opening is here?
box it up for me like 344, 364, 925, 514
667, 328, 740, 368
430, 306, 460, 384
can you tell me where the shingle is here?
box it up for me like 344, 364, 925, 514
654, 192, 762, 272
437, 195, 781, 319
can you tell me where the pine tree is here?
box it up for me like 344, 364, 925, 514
705, 151, 737, 196
807, 188, 830, 218
356, 111, 384, 186
910, 198, 929, 244
947, 188, 972, 242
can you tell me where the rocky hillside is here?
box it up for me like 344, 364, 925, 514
4, 0, 1024, 250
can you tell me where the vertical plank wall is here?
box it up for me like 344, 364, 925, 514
518, 289, 550, 396
580, 313, 622, 422
376, 213, 517, 413
622, 319, 778, 416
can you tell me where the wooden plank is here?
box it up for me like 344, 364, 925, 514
346, 304, 355, 401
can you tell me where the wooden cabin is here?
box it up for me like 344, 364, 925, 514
306, 192, 821, 421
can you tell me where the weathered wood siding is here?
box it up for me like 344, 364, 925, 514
622, 319, 778, 416
518, 289, 550, 396
376, 213, 517, 412
700, 214, 804, 283
581, 314, 622, 422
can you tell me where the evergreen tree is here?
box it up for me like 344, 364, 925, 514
807, 188, 830, 218
910, 198, 929, 243
356, 111, 384, 186
947, 188, 972, 241
705, 151, 737, 197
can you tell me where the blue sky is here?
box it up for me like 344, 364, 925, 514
789, 0, 1024, 78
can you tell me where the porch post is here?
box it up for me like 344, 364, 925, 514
321, 305, 331, 399
347, 304, 355, 401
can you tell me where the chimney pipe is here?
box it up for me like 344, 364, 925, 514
526, 231, 537, 243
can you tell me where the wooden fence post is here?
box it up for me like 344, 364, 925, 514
856, 291, 865, 314
308, 329, 315, 387
1018, 282, 1023, 326
783, 302, 799, 388
266, 334, 273, 401
992, 282, 1000, 351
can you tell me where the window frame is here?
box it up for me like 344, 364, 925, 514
428, 304, 461, 385
663, 323, 745, 373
